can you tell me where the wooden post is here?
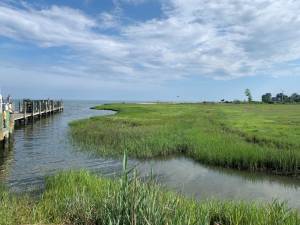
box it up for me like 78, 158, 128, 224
51, 100, 54, 114
31, 100, 35, 122
45, 100, 47, 114
44, 100, 47, 116
23, 101, 27, 125
0, 108, 3, 142
39, 101, 42, 118
19, 101, 21, 113
42, 101, 44, 116
9, 111, 14, 134
45, 100, 48, 116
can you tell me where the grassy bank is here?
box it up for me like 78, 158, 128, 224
70, 103, 300, 175
0, 166, 299, 225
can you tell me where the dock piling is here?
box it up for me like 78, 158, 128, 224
39, 101, 42, 118
31, 101, 35, 122
23, 101, 27, 125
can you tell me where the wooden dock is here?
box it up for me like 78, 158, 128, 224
1, 99, 63, 143
14, 99, 64, 124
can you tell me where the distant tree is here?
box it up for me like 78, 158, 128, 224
275, 93, 282, 102
245, 89, 252, 103
276, 93, 288, 103
262, 93, 272, 103
290, 93, 300, 102
261, 92, 300, 104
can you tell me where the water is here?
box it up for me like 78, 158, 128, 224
138, 157, 300, 208
0, 101, 299, 209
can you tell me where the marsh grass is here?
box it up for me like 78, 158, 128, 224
0, 154, 299, 225
70, 104, 300, 175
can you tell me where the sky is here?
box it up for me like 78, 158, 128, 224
0, 0, 300, 101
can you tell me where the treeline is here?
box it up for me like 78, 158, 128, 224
262, 92, 300, 103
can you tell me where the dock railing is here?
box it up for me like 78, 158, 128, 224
14, 99, 64, 124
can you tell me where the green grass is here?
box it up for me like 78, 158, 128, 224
0, 156, 299, 225
216, 104, 300, 149
70, 103, 300, 175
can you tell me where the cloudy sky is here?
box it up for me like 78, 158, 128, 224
0, 0, 299, 101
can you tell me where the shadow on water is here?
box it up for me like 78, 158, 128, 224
0, 101, 299, 209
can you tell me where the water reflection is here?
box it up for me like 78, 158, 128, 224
136, 157, 300, 208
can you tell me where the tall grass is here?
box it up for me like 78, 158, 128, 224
1, 155, 299, 225
70, 104, 300, 175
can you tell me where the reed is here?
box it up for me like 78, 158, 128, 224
0, 155, 299, 225
70, 103, 300, 175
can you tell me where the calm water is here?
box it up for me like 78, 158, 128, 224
0, 101, 299, 209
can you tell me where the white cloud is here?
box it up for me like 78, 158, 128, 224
1, 0, 300, 85
98, 12, 120, 29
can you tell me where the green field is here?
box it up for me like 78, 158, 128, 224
70, 103, 300, 175
1, 165, 299, 225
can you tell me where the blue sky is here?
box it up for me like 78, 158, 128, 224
0, 0, 300, 101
